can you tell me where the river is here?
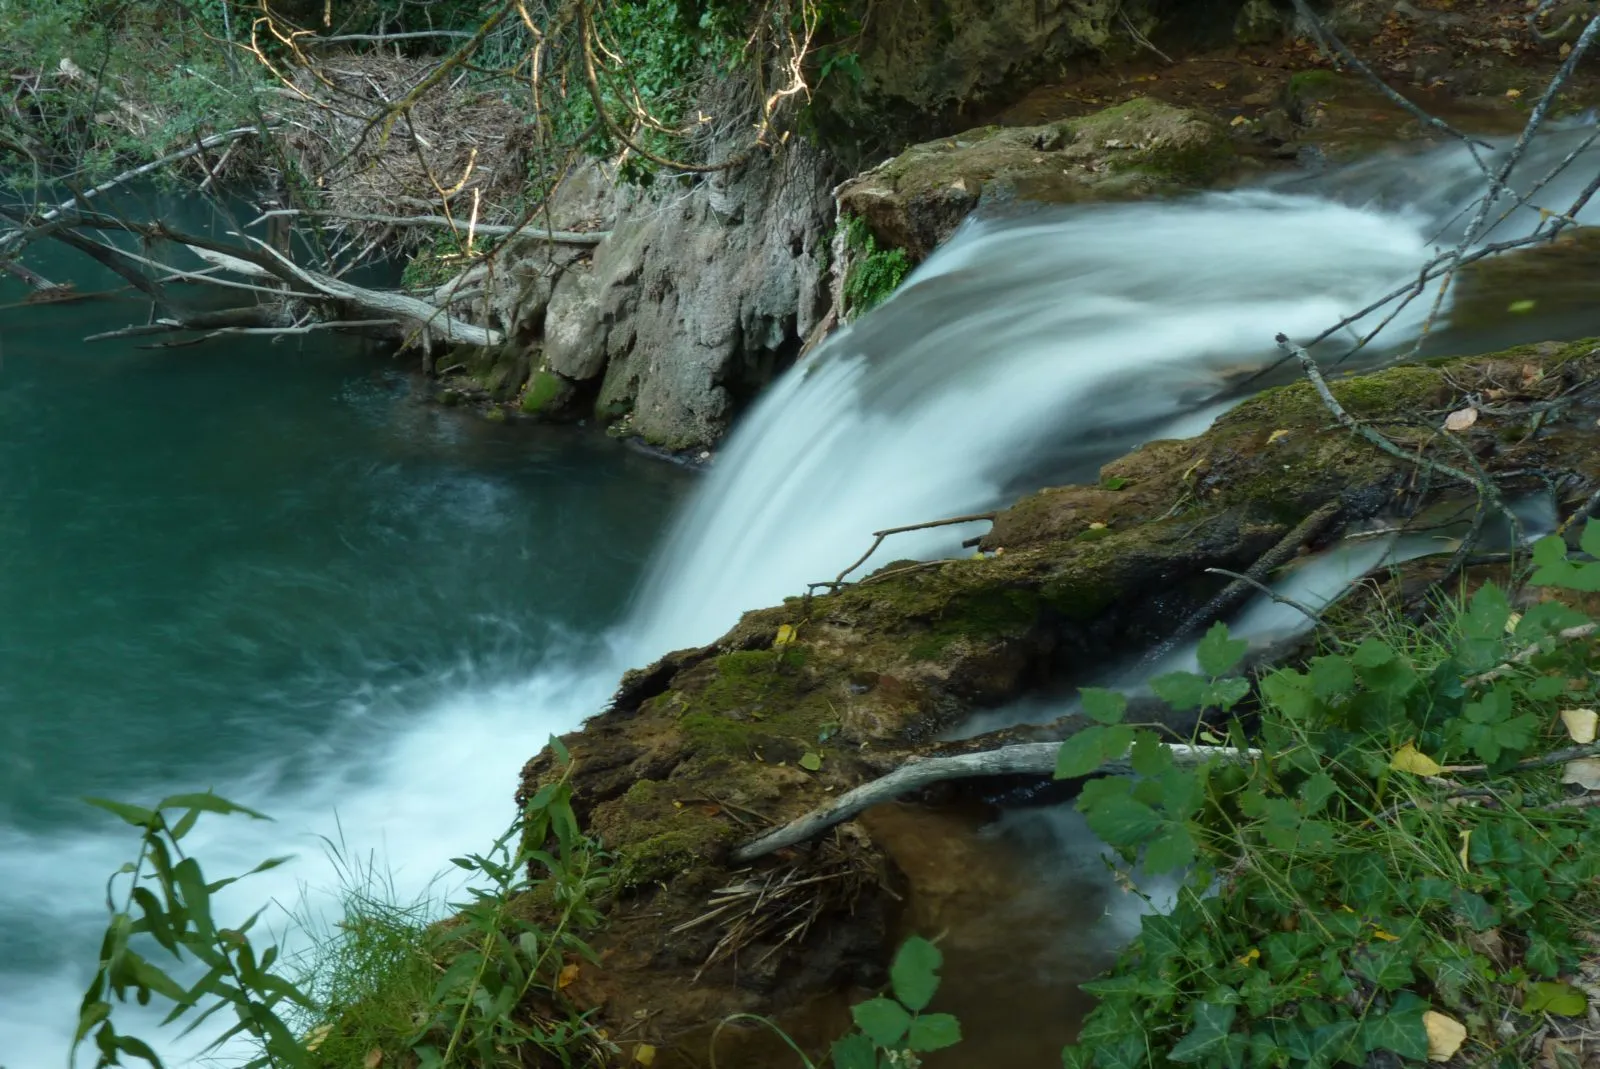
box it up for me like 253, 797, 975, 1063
5, 126, 1600, 1065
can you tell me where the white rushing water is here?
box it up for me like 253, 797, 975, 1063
8, 127, 1600, 1064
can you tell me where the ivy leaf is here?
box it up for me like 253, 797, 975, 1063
906, 1013, 962, 1052
851, 997, 911, 1048
1524, 981, 1588, 1016
1080, 687, 1128, 725
1168, 1001, 1236, 1063
1197, 622, 1249, 677
1299, 772, 1337, 815
1352, 942, 1413, 992
890, 936, 941, 1012
1359, 992, 1429, 1059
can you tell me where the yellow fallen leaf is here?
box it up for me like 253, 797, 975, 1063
1506, 88, 1523, 99
1210, 81, 1227, 89
559, 963, 580, 988
775, 624, 796, 647
1504, 612, 1522, 635
1443, 407, 1479, 432
1267, 428, 1290, 444
1236, 947, 1261, 966
1391, 742, 1443, 776
1507, 298, 1536, 313
634, 1044, 657, 1067
1459, 829, 1472, 871
1424, 1010, 1467, 1062
1561, 756, 1600, 791
364, 1050, 384, 1069
1559, 707, 1597, 744
1088, 521, 1107, 530
1371, 927, 1400, 942
1230, 114, 1248, 126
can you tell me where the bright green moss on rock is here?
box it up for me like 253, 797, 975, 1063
520, 370, 568, 415
591, 779, 739, 890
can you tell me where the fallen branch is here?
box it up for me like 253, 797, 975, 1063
0, 127, 258, 254
731, 741, 1257, 863
1204, 567, 1330, 632
248, 208, 609, 245
1465, 623, 1599, 687
809, 512, 996, 593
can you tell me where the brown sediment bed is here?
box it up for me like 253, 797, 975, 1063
516, 338, 1600, 1065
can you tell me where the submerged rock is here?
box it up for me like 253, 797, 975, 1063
517, 338, 1600, 1060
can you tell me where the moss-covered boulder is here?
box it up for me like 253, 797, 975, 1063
517, 339, 1600, 1060
835, 98, 1238, 260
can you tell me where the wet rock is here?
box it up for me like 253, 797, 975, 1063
541, 267, 604, 381
835, 98, 1237, 260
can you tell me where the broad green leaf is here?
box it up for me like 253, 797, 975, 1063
1168, 1000, 1236, 1063
890, 936, 942, 1012
1260, 669, 1316, 721
1054, 725, 1134, 779
1078, 779, 1164, 849
852, 997, 911, 1048
1308, 655, 1353, 698
1130, 732, 1173, 777
1142, 825, 1196, 875
1524, 981, 1588, 1016
1151, 672, 1208, 711
1299, 772, 1337, 815
831, 1032, 878, 1069
1352, 638, 1395, 668
1205, 677, 1250, 712
1516, 599, 1588, 642
1197, 623, 1249, 677
906, 1013, 962, 1052
1080, 687, 1127, 725
1581, 518, 1600, 560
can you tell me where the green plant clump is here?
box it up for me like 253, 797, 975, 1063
76, 739, 609, 1069
1058, 524, 1600, 1068
840, 214, 910, 318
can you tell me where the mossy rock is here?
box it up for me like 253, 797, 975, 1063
520, 369, 576, 418
835, 97, 1237, 260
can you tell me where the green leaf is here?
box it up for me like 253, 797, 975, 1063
890, 936, 942, 1012
799, 752, 823, 771
154, 792, 269, 821
1581, 518, 1600, 560
831, 1032, 879, 1069
1352, 942, 1413, 992
1102, 476, 1129, 491
851, 997, 911, 1048
1168, 1001, 1236, 1063
1352, 638, 1395, 668
1151, 672, 1208, 711
1206, 676, 1250, 711
1142, 825, 1195, 875
1054, 725, 1134, 779
1080, 688, 1128, 725
1308, 655, 1354, 698
1078, 779, 1165, 849
1197, 623, 1249, 677
906, 1013, 962, 1052
1130, 732, 1173, 777
83, 798, 157, 828
1524, 981, 1588, 1016
1299, 772, 1337, 815
1359, 992, 1429, 1059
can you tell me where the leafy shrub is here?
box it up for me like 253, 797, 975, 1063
1059, 525, 1600, 1068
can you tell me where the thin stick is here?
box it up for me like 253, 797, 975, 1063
815, 512, 996, 591
731, 741, 1259, 862
248, 208, 608, 245
1204, 567, 1328, 630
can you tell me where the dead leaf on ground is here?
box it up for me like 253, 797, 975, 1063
1392, 741, 1444, 776
364, 1050, 383, 1069
1560, 708, 1598, 745
1561, 757, 1600, 792
1444, 407, 1479, 432
558, 962, 581, 989
1267, 428, 1291, 444
1424, 1010, 1467, 1062
634, 1044, 657, 1066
